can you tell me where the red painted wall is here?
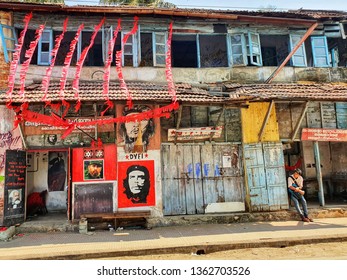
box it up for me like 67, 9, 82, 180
71, 144, 117, 182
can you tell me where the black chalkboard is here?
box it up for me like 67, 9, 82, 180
4, 150, 26, 225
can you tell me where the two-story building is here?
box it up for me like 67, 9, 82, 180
1, 2, 347, 226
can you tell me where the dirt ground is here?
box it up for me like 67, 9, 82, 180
106, 241, 347, 260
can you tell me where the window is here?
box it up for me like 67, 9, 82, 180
289, 34, 307, 67
229, 34, 247, 66
199, 34, 228, 67
247, 32, 262, 66
153, 32, 167, 67
121, 30, 139, 67
78, 31, 103, 66
311, 36, 331, 67
38, 29, 53, 65
0, 24, 17, 63
172, 34, 198, 67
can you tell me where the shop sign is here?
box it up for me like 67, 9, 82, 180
168, 126, 223, 141
24, 116, 114, 135
301, 128, 347, 142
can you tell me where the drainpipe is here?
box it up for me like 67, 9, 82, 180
265, 22, 318, 84
313, 141, 325, 206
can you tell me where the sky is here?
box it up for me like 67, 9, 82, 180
65, 0, 347, 11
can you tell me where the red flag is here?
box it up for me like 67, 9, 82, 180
6, 12, 33, 107
42, 17, 68, 102
73, 17, 105, 111
116, 16, 139, 109
19, 24, 45, 100
165, 22, 177, 103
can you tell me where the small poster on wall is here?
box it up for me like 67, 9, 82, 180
118, 160, 155, 208
84, 160, 104, 180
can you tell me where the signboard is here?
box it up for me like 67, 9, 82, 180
24, 116, 114, 135
301, 128, 347, 142
4, 150, 26, 225
168, 126, 223, 141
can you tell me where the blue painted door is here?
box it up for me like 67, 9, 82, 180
244, 142, 288, 211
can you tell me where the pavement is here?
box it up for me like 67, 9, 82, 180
1, 211, 347, 260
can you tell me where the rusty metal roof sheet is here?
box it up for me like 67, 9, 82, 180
225, 83, 347, 102
0, 81, 227, 104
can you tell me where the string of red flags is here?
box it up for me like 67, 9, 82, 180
19, 24, 45, 101
116, 16, 139, 109
59, 23, 84, 117
102, 19, 121, 116
73, 17, 105, 112
42, 17, 69, 104
6, 12, 33, 108
165, 21, 177, 103
13, 101, 179, 140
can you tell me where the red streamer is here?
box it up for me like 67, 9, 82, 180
6, 12, 33, 107
42, 18, 68, 102
116, 16, 139, 109
73, 17, 105, 111
102, 19, 121, 115
59, 23, 84, 108
165, 22, 177, 102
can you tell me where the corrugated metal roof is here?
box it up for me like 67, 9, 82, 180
225, 83, 347, 102
0, 81, 226, 104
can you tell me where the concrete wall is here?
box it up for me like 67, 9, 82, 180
14, 65, 347, 86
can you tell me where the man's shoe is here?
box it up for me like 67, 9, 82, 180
301, 217, 310, 222
306, 217, 314, 222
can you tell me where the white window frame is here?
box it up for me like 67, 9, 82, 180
153, 32, 167, 67
102, 25, 113, 64
38, 28, 53, 65
121, 29, 139, 67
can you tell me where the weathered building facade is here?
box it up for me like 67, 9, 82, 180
1, 2, 347, 226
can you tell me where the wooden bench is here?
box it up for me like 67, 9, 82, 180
80, 210, 151, 230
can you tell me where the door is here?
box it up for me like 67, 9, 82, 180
244, 142, 288, 211
162, 143, 244, 215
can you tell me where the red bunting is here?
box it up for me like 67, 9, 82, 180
73, 17, 105, 111
42, 18, 68, 103
116, 16, 139, 109
6, 12, 33, 108
19, 24, 45, 101
165, 22, 177, 102
102, 19, 121, 116
59, 23, 84, 114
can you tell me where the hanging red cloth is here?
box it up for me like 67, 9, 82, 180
285, 157, 302, 171
42, 18, 68, 103
59, 23, 84, 116
73, 17, 105, 111
6, 12, 33, 108
165, 22, 177, 103
116, 16, 138, 109
102, 19, 121, 116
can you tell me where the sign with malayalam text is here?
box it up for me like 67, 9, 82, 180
301, 128, 347, 142
168, 126, 223, 141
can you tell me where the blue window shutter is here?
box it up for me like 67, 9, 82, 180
311, 36, 330, 67
229, 33, 247, 66
247, 32, 262, 66
153, 32, 166, 67
0, 24, 17, 63
38, 29, 53, 65
289, 34, 307, 67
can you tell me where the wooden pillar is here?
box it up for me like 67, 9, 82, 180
313, 141, 325, 206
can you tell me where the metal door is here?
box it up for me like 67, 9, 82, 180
244, 142, 288, 211
162, 143, 244, 215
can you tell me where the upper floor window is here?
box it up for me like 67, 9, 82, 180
38, 29, 53, 65
0, 24, 17, 63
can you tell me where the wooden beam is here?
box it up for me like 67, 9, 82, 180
265, 22, 318, 84
258, 100, 274, 142
210, 105, 225, 142
174, 105, 183, 144
291, 101, 309, 141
